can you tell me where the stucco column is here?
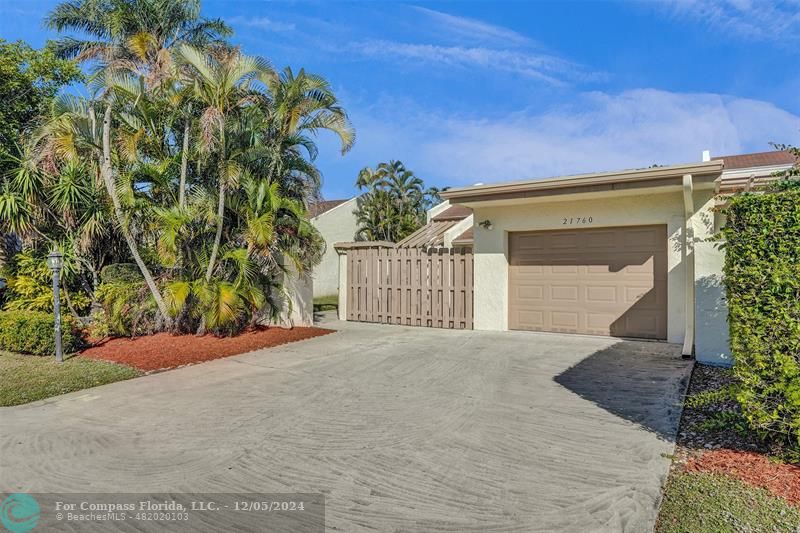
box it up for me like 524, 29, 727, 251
472, 212, 509, 331
273, 258, 314, 328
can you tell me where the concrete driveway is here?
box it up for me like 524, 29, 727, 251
0, 318, 690, 532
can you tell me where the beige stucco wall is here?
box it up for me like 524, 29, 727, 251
693, 197, 731, 366
272, 258, 314, 327
468, 187, 730, 365
311, 198, 359, 298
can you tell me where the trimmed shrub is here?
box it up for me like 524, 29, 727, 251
100, 263, 142, 284
722, 190, 800, 454
0, 310, 84, 355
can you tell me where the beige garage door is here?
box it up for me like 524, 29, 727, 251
509, 225, 667, 339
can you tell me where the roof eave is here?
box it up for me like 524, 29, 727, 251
441, 160, 723, 203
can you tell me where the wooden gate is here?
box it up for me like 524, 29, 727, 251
346, 246, 473, 329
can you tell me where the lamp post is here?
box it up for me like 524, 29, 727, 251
46, 251, 64, 363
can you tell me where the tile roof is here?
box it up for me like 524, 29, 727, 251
713, 150, 796, 170
309, 199, 349, 218
432, 205, 472, 221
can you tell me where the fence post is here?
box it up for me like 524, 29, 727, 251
336, 247, 348, 320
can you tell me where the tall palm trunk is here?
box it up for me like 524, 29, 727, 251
100, 104, 171, 325
178, 111, 190, 207
205, 176, 225, 282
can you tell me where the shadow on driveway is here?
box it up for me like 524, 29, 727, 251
554, 340, 691, 441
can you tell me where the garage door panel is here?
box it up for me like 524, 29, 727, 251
584, 231, 616, 248
587, 312, 618, 331
586, 285, 617, 303
625, 229, 661, 248
550, 233, 580, 249
551, 311, 580, 329
515, 234, 546, 251
551, 265, 579, 274
516, 285, 544, 300
509, 225, 667, 340
615, 313, 662, 338
518, 310, 545, 328
551, 285, 579, 301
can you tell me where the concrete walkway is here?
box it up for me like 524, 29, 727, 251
0, 318, 691, 532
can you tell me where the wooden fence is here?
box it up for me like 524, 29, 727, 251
345, 246, 473, 329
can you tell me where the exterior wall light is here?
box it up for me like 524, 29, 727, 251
479, 219, 493, 230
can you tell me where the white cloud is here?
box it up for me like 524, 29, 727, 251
411, 6, 530, 45
228, 16, 296, 32
346, 89, 800, 187
348, 40, 600, 86
661, 0, 800, 41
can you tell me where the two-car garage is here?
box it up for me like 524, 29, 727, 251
508, 225, 668, 340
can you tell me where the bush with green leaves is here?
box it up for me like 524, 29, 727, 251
95, 280, 157, 337
722, 189, 800, 455
1, 248, 90, 314
0, 310, 83, 355
100, 263, 143, 284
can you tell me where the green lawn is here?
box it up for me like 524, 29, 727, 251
656, 471, 800, 533
313, 295, 338, 312
0, 351, 141, 406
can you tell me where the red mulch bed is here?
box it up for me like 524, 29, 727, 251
687, 449, 800, 506
80, 327, 335, 372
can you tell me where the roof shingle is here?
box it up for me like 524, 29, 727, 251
432, 205, 472, 221
713, 151, 796, 170
309, 199, 349, 218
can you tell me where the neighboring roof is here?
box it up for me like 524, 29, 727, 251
431, 205, 472, 221
396, 220, 462, 249
451, 227, 473, 246
713, 150, 796, 170
441, 160, 723, 204
716, 151, 797, 195
309, 199, 349, 218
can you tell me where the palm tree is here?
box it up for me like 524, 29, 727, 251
46, 0, 231, 85
44, 0, 230, 324
9, 1, 356, 335
264, 67, 355, 205
354, 160, 436, 242
174, 43, 275, 282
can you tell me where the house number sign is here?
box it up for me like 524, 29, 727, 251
562, 216, 593, 225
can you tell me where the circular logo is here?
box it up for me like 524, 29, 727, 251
0, 494, 40, 533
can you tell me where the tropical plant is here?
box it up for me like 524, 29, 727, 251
1, 1, 353, 336
173, 43, 275, 282
46, 0, 231, 85
354, 160, 440, 242
0, 39, 82, 174
722, 189, 800, 457
0, 309, 84, 355
768, 143, 800, 191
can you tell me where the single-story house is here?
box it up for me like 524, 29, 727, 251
434, 150, 795, 366
310, 197, 359, 298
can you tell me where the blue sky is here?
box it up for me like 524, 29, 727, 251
2, 0, 800, 200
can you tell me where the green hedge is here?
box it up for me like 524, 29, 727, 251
100, 263, 142, 284
722, 190, 800, 453
0, 310, 84, 355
